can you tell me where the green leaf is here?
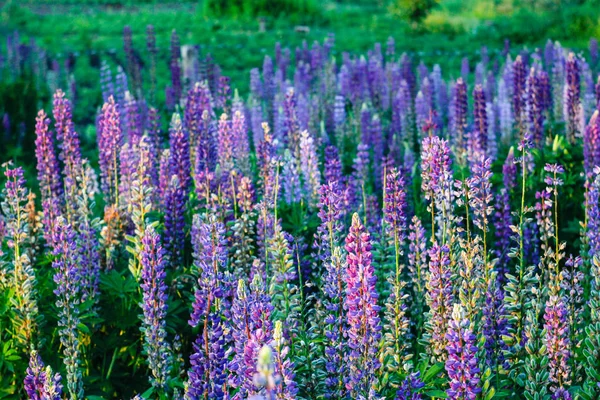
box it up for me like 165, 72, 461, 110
425, 389, 447, 398
422, 362, 444, 382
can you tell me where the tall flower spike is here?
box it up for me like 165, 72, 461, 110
169, 112, 191, 197
425, 244, 454, 362
445, 304, 481, 400
299, 130, 321, 207
564, 53, 581, 144
140, 225, 171, 389
272, 320, 298, 398
24, 351, 63, 400
163, 175, 186, 264
51, 218, 83, 400
35, 109, 62, 202
98, 96, 122, 205
344, 213, 381, 396
2, 165, 39, 346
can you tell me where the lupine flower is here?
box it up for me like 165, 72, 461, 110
513, 56, 526, 130
344, 213, 381, 396
163, 175, 186, 263
396, 371, 424, 400
445, 304, 481, 400
494, 150, 516, 283
544, 291, 571, 391
24, 351, 63, 400
53, 89, 82, 208
299, 130, 321, 207
451, 78, 467, 156
140, 225, 171, 389
51, 218, 83, 400
425, 244, 454, 361
272, 321, 298, 398
97, 96, 122, 205
565, 53, 581, 143
35, 110, 62, 202
469, 84, 487, 161
169, 113, 191, 197
169, 29, 182, 105
186, 215, 229, 399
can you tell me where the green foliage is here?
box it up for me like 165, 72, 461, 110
390, 0, 439, 24
202, 0, 322, 20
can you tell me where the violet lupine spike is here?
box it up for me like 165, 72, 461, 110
584, 110, 600, 177
314, 181, 345, 266
344, 213, 381, 397
452, 78, 468, 157
139, 225, 171, 389
322, 246, 347, 399
481, 277, 510, 371
565, 53, 581, 144
396, 371, 424, 400
168, 112, 191, 197
163, 174, 186, 264
468, 156, 493, 235
494, 149, 516, 283
513, 55, 527, 130
299, 130, 321, 207
445, 304, 481, 400
97, 96, 122, 205
588, 169, 600, 257
461, 57, 469, 81
470, 84, 488, 161
24, 351, 63, 400
51, 218, 83, 400
324, 145, 343, 188
53, 89, 82, 206
146, 25, 158, 104
425, 244, 454, 362
281, 150, 302, 205
35, 109, 63, 203
186, 215, 229, 398
544, 292, 571, 391
217, 113, 234, 174
124, 92, 142, 145
272, 320, 299, 398
232, 109, 250, 174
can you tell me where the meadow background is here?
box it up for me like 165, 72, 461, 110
1, 0, 599, 173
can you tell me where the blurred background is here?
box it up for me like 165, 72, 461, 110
0, 0, 598, 169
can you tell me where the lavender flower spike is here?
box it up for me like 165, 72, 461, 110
140, 225, 171, 389
35, 109, 62, 202
344, 213, 381, 397
24, 351, 63, 400
445, 304, 481, 400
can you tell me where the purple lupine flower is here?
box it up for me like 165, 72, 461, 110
344, 213, 381, 396
414, 91, 428, 134
396, 371, 424, 400
324, 145, 343, 187
498, 78, 513, 142
470, 84, 488, 161
146, 25, 158, 104
351, 142, 371, 210
299, 130, 321, 207
451, 78, 468, 156
314, 181, 345, 264
565, 53, 581, 143
482, 278, 510, 370
100, 61, 114, 102
445, 304, 481, 400
140, 225, 171, 389
526, 68, 545, 147
588, 168, 600, 256
217, 75, 231, 111
24, 351, 63, 400
584, 111, 600, 177
383, 167, 408, 248
468, 156, 493, 234
163, 175, 186, 263
217, 113, 234, 174
281, 151, 302, 205
426, 244, 454, 361
408, 215, 428, 330
35, 109, 62, 203
98, 96, 122, 205
186, 215, 229, 398
232, 109, 250, 174
185, 82, 214, 170
513, 56, 526, 130
544, 292, 571, 390
51, 218, 83, 399
124, 92, 142, 145
53, 89, 82, 206
168, 113, 191, 198
322, 246, 347, 399
494, 149, 516, 282
272, 321, 298, 398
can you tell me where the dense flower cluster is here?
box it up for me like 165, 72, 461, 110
3, 25, 600, 400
